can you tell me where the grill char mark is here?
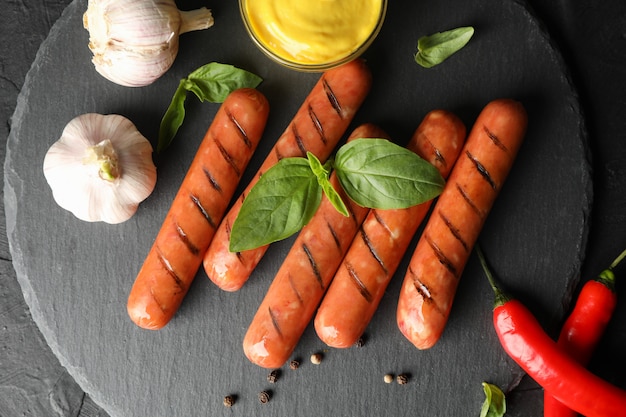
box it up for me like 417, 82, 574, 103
175, 224, 200, 256
323, 78, 343, 117
465, 150, 497, 191
422, 133, 447, 169
290, 124, 308, 157
424, 233, 457, 277
345, 262, 373, 303
408, 266, 432, 302
268, 307, 283, 338
225, 219, 245, 263
227, 109, 252, 149
302, 243, 324, 290
190, 194, 216, 229
359, 225, 388, 275
483, 125, 507, 152
155, 245, 185, 292
327, 221, 343, 252
373, 210, 393, 236
455, 184, 485, 220
288, 273, 304, 305
438, 211, 469, 253
203, 167, 222, 193
308, 104, 327, 145
215, 137, 241, 177
407, 266, 446, 316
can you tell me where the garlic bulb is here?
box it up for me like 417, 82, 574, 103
83, 0, 214, 87
43, 113, 157, 224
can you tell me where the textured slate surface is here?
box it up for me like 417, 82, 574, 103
0, 1, 106, 416
1, 0, 625, 416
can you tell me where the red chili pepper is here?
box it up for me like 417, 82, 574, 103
476, 246, 626, 417
544, 248, 626, 417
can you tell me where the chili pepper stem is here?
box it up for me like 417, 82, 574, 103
609, 247, 626, 270
597, 247, 626, 289
475, 245, 510, 308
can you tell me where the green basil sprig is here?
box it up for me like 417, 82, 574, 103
480, 382, 506, 417
157, 62, 262, 152
229, 138, 445, 252
414, 26, 474, 68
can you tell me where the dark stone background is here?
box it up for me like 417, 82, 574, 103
1, 0, 624, 416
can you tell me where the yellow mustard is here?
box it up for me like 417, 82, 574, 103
243, 0, 385, 67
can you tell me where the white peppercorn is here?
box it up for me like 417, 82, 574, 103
310, 352, 323, 365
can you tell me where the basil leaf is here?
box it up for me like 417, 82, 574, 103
480, 382, 506, 417
414, 26, 474, 68
157, 62, 263, 152
334, 138, 444, 209
184, 62, 263, 103
307, 152, 349, 217
157, 80, 188, 153
229, 158, 322, 252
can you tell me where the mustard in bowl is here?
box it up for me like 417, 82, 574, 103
239, 0, 387, 72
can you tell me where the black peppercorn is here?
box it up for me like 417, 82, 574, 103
355, 337, 365, 348
396, 374, 409, 385
258, 390, 271, 404
267, 369, 280, 383
223, 395, 236, 407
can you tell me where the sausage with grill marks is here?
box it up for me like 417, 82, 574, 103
127, 88, 270, 330
203, 59, 372, 292
396, 98, 527, 349
314, 110, 466, 348
242, 123, 389, 368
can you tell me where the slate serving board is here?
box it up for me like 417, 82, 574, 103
4, 0, 591, 416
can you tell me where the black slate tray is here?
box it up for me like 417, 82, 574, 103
4, 0, 591, 416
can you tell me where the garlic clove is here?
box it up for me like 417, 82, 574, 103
83, 0, 214, 87
43, 113, 157, 224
